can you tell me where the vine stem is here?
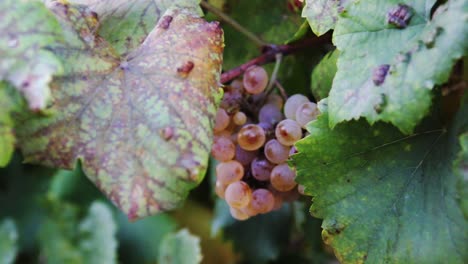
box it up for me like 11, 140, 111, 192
220, 34, 332, 84
200, 1, 267, 47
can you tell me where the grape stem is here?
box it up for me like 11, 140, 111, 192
200, 1, 267, 47
220, 34, 332, 84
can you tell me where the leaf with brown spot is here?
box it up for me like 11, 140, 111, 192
0, 0, 63, 111
16, 1, 224, 220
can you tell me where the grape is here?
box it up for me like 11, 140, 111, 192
233, 111, 247, 126
243, 65, 268, 95
284, 94, 309, 120
213, 108, 230, 132
230, 79, 244, 91
230, 207, 249, 220
289, 146, 297, 156
259, 104, 283, 125
264, 139, 290, 164
237, 124, 266, 151
251, 188, 275, 214
266, 93, 283, 109
215, 180, 227, 198
295, 102, 319, 128
270, 163, 297, 192
258, 122, 274, 139
216, 160, 244, 185
225, 181, 252, 209
235, 145, 258, 166
211, 136, 235, 162
241, 202, 258, 217
267, 187, 283, 211
275, 119, 302, 146
251, 157, 275, 181
220, 85, 243, 114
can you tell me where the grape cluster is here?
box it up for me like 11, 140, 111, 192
212, 65, 320, 221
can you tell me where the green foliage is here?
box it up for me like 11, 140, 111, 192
292, 98, 468, 263
0, 0, 63, 110
328, 0, 468, 134
311, 49, 339, 100
212, 199, 293, 263
158, 229, 203, 264
0, 219, 18, 264
302, 0, 355, 36
15, 1, 223, 219
39, 200, 118, 264
455, 131, 468, 218
0, 0, 466, 263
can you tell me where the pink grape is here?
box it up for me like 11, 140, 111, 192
216, 160, 244, 185
275, 119, 302, 146
270, 163, 297, 192
237, 124, 266, 151
225, 181, 252, 209
264, 139, 290, 164
243, 66, 269, 95
284, 94, 309, 120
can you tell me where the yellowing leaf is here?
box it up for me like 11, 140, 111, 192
17, 2, 223, 220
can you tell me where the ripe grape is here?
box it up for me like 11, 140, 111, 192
215, 181, 226, 199
241, 202, 258, 217
211, 136, 235, 162
259, 104, 283, 125
243, 65, 269, 95
270, 163, 297, 192
275, 119, 302, 146
213, 108, 230, 132
297, 184, 306, 195
295, 102, 318, 128
284, 94, 309, 120
264, 139, 290, 164
251, 157, 275, 181
216, 160, 244, 185
225, 181, 252, 209
235, 145, 258, 166
230, 207, 250, 220
266, 94, 283, 109
250, 188, 275, 214
237, 124, 266, 151
233, 111, 247, 125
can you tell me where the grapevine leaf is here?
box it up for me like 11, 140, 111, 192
0, 0, 62, 110
212, 199, 293, 263
0, 85, 17, 167
0, 219, 18, 264
302, 0, 355, 36
39, 200, 118, 264
158, 228, 203, 264
329, 0, 468, 134
291, 99, 468, 263
455, 133, 468, 218
69, 0, 201, 55
78, 202, 118, 263
16, 2, 224, 219
311, 50, 339, 101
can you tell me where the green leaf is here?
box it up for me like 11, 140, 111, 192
78, 202, 118, 263
212, 199, 293, 263
329, 0, 468, 134
0, 84, 17, 167
311, 50, 339, 101
455, 132, 468, 218
158, 228, 203, 264
16, 2, 223, 219
292, 99, 468, 263
302, 0, 355, 36
0, 0, 62, 110
39, 200, 118, 264
222, 0, 303, 69
0, 219, 18, 264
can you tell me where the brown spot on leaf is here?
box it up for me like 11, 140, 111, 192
159, 15, 173, 29
177, 61, 195, 77
161, 127, 174, 141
